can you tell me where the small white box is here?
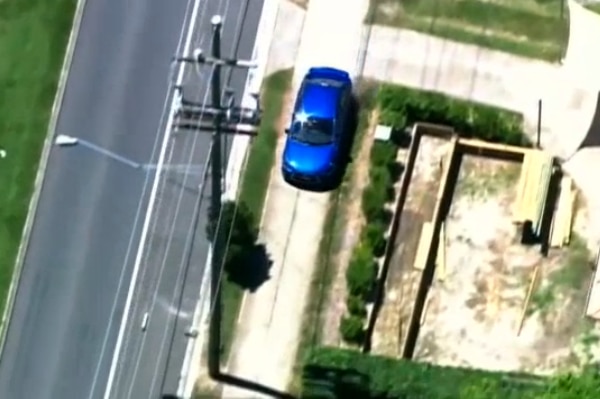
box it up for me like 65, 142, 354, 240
374, 124, 392, 141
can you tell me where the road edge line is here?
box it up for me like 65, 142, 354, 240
177, 0, 282, 396
101, 0, 203, 397
0, 0, 89, 356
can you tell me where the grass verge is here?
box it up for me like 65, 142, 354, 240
368, 0, 569, 61
220, 68, 293, 362
0, 0, 76, 321
288, 80, 379, 396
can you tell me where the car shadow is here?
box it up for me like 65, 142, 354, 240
305, 95, 361, 193
227, 244, 272, 292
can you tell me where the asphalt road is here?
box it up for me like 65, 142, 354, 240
106, 1, 265, 398
0, 0, 194, 398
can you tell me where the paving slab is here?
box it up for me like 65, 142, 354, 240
221, 0, 369, 397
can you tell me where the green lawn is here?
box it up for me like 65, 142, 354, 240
369, 0, 569, 61
220, 69, 293, 362
0, 0, 76, 324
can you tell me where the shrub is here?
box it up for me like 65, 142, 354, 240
205, 201, 258, 282
346, 243, 377, 299
370, 141, 397, 167
369, 166, 396, 201
361, 223, 387, 258
206, 201, 257, 245
302, 347, 548, 399
346, 295, 367, 317
339, 315, 365, 344
377, 84, 528, 146
361, 182, 388, 223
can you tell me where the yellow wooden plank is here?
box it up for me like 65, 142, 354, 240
531, 157, 553, 228
414, 222, 433, 271
513, 152, 532, 222
519, 151, 539, 221
516, 151, 537, 222
436, 222, 446, 281
523, 151, 543, 221
549, 211, 562, 248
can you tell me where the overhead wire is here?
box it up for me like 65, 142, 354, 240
201, 0, 268, 357
128, 0, 259, 395
115, 0, 241, 396
86, 0, 200, 397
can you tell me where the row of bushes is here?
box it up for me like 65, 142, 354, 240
340, 83, 528, 344
301, 347, 549, 399
340, 139, 399, 345
302, 346, 600, 399
377, 84, 529, 146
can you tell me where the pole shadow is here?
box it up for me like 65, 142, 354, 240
215, 372, 297, 399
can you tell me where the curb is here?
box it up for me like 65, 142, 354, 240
0, 0, 89, 356
176, 0, 282, 396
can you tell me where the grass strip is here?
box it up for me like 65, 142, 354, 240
0, 0, 77, 319
220, 68, 293, 362
369, 0, 569, 61
288, 80, 379, 396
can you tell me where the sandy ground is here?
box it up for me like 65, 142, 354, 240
413, 156, 600, 375
371, 136, 451, 355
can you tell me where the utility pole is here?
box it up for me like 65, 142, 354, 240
172, 15, 261, 380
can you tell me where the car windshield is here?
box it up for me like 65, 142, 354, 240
289, 117, 334, 145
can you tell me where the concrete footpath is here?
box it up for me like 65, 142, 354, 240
362, 26, 596, 161
221, 0, 369, 397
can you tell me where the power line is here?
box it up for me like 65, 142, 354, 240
172, 13, 261, 380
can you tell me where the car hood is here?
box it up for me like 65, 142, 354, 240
283, 139, 336, 175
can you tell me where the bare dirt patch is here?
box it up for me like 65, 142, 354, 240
415, 155, 599, 375
321, 110, 379, 346
371, 136, 452, 356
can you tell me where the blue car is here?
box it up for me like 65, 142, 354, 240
281, 66, 353, 191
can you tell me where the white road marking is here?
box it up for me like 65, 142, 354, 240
86, 0, 198, 397
141, 313, 149, 332
100, 0, 203, 398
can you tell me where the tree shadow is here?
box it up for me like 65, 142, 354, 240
227, 244, 272, 292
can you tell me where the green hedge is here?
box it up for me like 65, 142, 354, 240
340, 139, 400, 344
377, 84, 529, 146
303, 347, 600, 399
302, 347, 547, 399
346, 243, 377, 299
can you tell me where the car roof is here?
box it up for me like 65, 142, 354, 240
296, 78, 343, 120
